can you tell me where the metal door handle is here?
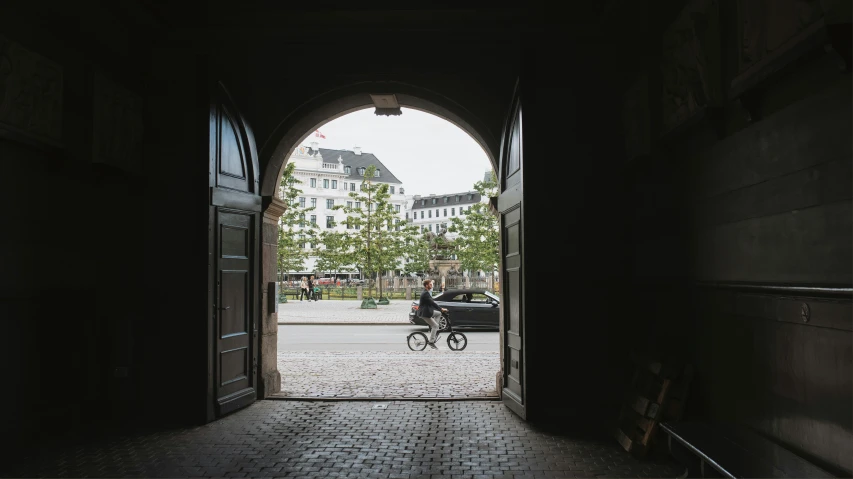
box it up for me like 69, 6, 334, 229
219, 306, 231, 310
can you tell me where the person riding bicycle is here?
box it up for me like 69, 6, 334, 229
418, 279, 447, 349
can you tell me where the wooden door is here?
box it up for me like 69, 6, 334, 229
208, 82, 261, 418
499, 80, 526, 419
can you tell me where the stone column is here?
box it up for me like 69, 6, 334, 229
357, 286, 363, 300
405, 286, 412, 300
259, 197, 286, 398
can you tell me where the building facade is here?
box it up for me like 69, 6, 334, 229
407, 191, 481, 237
281, 143, 409, 277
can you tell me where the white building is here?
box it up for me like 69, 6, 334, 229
407, 191, 482, 238
282, 142, 409, 277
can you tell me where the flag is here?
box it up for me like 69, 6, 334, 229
314, 130, 326, 139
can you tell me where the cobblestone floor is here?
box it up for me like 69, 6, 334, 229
2, 401, 683, 478
277, 351, 500, 398
277, 300, 411, 324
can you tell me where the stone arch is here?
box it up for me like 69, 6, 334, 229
258, 81, 500, 197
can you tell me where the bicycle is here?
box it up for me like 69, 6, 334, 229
406, 310, 467, 351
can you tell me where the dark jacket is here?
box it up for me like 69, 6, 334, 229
418, 289, 441, 318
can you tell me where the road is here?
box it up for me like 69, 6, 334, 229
278, 324, 499, 352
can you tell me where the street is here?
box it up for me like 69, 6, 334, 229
278, 324, 499, 352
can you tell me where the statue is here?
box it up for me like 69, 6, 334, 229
425, 227, 455, 260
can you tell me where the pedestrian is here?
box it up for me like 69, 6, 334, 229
307, 275, 315, 301
299, 276, 309, 301
313, 284, 321, 301
417, 279, 448, 349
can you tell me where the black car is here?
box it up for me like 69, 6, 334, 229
408, 289, 499, 331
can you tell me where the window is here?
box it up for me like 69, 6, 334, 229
443, 208, 447, 217
331, 180, 337, 189
428, 210, 432, 218
435, 209, 439, 217
350, 183, 355, 191
420, 211, 424, 219
389, 186, 395, 194
299, 214, 306, 227
355, 223, 361, 230
395, 219, 401, 231
444, 197, 449, 203
310, 178, 316, 188
347, 201, 353, 209
468, 194, 473, 200
395, 205, 400, 213
360, 184, 366, 191
300, 234, 306, 249
355, 202, 361, 209
323, 179, 329, 188
441, 223, 447, 230
456, 195, 461, 201
310, 198, 317, 208
299, 197, 305, 208
346, 218, 353, 229
326, 216, 334, 228
421, 200, 425, 206
431, 198, 436, 204
374, 169, 380, 177
310, 215, 317, 225
451, 207, 455, 216
326, 199, 334, 209
405, 212, 409, 220
429, 224, 433, 231
357, 167, 365, 176
344, 166, 351, 174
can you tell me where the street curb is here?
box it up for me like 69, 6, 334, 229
265, 396, 501, 402
278, 322, 412, 326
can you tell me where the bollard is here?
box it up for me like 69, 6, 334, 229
357, 285, 363, 301
405, 286, 412, 300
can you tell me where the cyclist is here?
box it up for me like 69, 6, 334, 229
418, 279, 448, 349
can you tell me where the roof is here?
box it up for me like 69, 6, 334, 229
307, 147, 403, 185
411, 192, 481, 210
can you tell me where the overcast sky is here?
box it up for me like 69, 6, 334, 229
300, 107, 494, 196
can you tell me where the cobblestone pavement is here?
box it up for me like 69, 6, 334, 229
3, 400, 683, 478
277, 351, 500, 398
278, 299, 412, 324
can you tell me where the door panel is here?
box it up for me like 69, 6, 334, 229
209, 82, 261, 418
500, 82, 526, 419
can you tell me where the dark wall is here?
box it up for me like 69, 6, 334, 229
1, 2, 211, 443
621, 3, 852, 474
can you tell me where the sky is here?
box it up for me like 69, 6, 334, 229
299, 107, 493, 196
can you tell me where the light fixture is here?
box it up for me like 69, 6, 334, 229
370, 94, 402, 116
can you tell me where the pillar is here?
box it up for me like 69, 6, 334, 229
259, 197, 286, 397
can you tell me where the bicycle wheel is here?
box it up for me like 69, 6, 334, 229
447, 332, 467, 351
407, 332, 428, 351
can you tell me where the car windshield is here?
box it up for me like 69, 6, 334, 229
484, 291, 499, 302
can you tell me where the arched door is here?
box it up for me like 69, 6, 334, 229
499, 80, 526, 419
207, 82, 261, 419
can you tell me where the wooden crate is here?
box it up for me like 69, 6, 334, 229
615, 357, 693, 458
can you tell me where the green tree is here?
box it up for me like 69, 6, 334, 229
401, 228, 431, 275
338, 164, 401, 302
448, 172, 499, 276
277, 162, 317, 291
314, 229, 351, 282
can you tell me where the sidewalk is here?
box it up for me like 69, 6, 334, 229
277, 298, 412, 324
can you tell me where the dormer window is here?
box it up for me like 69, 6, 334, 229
456, 195, 461, 201
468, 194, 473, 200
357, 167, 365, 176
374, 169, 380, 177
431, 198, 436, 205
421, 200, 425, 206
444, 197, 449, 203
344, 166, 351, 174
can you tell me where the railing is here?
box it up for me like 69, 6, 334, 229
321, 163, 339, 170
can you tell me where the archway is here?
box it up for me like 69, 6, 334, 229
257, 85, 504, 400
